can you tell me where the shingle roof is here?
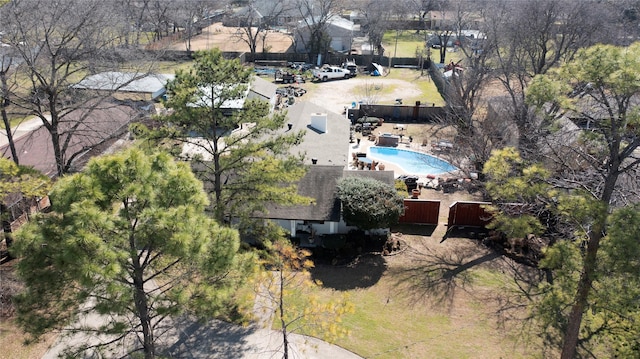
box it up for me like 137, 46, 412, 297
248, 76, 278, 104
0, 102, 139, 177
284, 100, 350, 166
264, 165, 343, 221
261, 166, 395, 221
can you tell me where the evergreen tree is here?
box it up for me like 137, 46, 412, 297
13, 148, 252, 359
155, 49, 308, 226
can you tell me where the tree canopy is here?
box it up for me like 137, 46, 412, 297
0, 0, 157, 176
482, 42, 640, 358
336, 176, 405, 230
0, 158, 50, 203
155, 49, 309, 226
12, 148, 252, 359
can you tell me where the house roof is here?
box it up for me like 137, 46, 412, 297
191, 83, 250, 109
265, 165, 343, 221
73, 72, 175, 98
248, 76, 278, 104
297, 14, 355, 31
283, 100, 350, 166
0, 102, 139, 177
233, 6, 263, 19
261, 165, 395, 221
327, 15, 355, 31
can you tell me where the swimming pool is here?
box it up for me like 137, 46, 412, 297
369, 146, 458, 175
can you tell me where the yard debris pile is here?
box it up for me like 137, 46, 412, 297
275, 86, 307, 110
481, 231, 550, 267
382, 233, 406, 256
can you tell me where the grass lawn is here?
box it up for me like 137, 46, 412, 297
385, 69, 446, 107
381, 30, 464, 67
0, 319, 57, 359
382, 30, 428, 58
283, 230, 540, 359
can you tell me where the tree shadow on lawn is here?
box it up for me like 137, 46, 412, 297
388, 237, 546, 327
309, 253, 387, 291
387, 243, 502, 311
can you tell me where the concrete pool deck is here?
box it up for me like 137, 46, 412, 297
347, 133, 462, 181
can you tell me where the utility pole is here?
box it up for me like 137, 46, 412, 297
390, 29, 399, 73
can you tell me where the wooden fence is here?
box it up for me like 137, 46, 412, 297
399, 199, 441, 225
348, 103, 445, 123
447, 201, 493, 229
1, 195, 50, 262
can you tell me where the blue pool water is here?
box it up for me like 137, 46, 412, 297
369, 146, 457, 175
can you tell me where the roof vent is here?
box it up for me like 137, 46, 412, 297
310, 113, 327, 133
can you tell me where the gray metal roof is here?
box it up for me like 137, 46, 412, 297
248, 76, 278, 105
72, 72, 174, 95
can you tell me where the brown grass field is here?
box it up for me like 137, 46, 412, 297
166, 23, 294, 53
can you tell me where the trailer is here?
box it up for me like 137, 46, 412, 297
275, 70, 296, 84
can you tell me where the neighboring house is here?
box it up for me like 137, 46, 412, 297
1, 102, 141, 258
260, 165, 395, 245
0, 102, 141, 177
227, 0, 301, 28
72, 72, 175, 101
189, 77, 277, 113
294, 15, 356, 53
179, 76, 279, 159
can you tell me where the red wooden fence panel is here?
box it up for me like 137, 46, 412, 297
447, 201, 493, 228
399, 199, 440, 225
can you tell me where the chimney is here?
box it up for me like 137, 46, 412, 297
310, 113, 327, 133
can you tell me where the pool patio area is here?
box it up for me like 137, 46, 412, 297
347, 127, 469, 189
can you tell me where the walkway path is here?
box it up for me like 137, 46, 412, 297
42, 273, 362, 359
0, 116, 45, 149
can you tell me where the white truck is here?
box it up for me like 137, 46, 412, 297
312, 66, 351, 82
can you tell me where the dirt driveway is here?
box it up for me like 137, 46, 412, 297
168, 23, 293, 53
301, 77, 424, 115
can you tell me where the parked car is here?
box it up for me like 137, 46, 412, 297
312, 66, 351, 82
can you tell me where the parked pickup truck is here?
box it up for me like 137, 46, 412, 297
312, 66, 351, 82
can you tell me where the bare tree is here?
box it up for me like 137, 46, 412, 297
294, 0, 342, 63
353, 0, 394, 56
0, 47, 19, 164
233, 0, 295, 54
145, 0, 172, 42
489, 0, 605, 157
442, 0, 498, 169
404, 0, 447, 33
1, 0, 156, 176
168, 0, 219, 53
112, 0, 158, 46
